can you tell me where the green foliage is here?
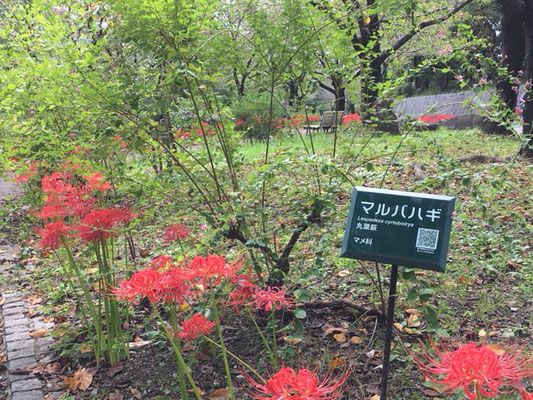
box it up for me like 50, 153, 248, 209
231, 92, 285, 140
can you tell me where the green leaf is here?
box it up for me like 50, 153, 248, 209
294, 309, 307, 319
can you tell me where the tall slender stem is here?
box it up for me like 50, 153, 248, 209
201, 335, 264, 381
245, 308, 276, 369
152, 305, 202, 400
213, 305, 235, 400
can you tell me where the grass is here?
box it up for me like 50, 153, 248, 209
239, 126, 522, 162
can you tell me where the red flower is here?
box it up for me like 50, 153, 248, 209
254, 287, 294, 311
113, 264, 190, 304
38, 172, 95, 220
76, 207, 134, 242
84, 173, 113, 192
37, 220, 72, 252
178, 313, 216, 341
415, 342, 533, 400
157, 267, 190, 304
342, 113, 361, 124
522, 390, 533, 399
228, 273, 256, 313
150, 255, 176, 270
164, 223, 189, 242
187, 255, 241, 287
246, 366, 350, 399
113, 267, 162, 303
419, 114, 454, 123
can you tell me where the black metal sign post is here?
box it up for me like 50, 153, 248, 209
340, 187, 455, 400
380, 264, 398, 400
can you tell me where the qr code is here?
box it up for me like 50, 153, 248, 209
416, 228, 439, 250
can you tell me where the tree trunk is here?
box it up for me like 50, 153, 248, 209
519, 0, 533, 157
354, 1, 399, 134
497, 0, 525, 116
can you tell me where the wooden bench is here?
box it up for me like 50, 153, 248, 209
304, 111, 345, 133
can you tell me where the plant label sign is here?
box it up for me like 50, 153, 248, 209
341, 187, 455, 272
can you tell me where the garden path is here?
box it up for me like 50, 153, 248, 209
0, 177, 50, 400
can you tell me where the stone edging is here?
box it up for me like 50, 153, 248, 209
2, 292, 53, 400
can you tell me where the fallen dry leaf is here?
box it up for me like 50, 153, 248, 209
393, 323, 403, 331
329, 357, 345, 370
333, 333, 346, 342
207, 388, 231, 400
323, 327, 347, 337
282, 336, 303, 345
30, 329, 48, 338
336, 269, 351, 277
107, 365, 124, 378
139, 248, 151, 257
27, 296, 43, 305
0, 352, 6, 363
63, 368, 93, 391
42, 316, 55, 323
0, 297, 4, 306
108, 392, 124, 400
487, 344, 506, 356
369, 395, 380, 400
349, 336, 363, 344
128, 339, 152, 349
407, 314, 421, 328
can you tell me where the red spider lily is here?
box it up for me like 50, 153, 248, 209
112, 267, 163, 303
254, 287, 294, 311
246, 366, 350, 399
14, 163, 39, 183
522, 390, 533, 399
150, 255, 176, 270
178, 313, 216, 341
38, 172, 95, 220
37, 220, 72, 252
306, 115, 321, 121
187, 255, 241, 287
76, 207, 134, 242
414, 342, 533, 399
157, 267, 191, 304
164, 223, 189, 242
227, 272, 257, 313
419, 114, 454, 123
113, 265, 190, 304
342, 113, 361, 124
84, 172, 113, 192
41, 172, 72, 195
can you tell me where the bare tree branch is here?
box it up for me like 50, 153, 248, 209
375, 0, 476, 66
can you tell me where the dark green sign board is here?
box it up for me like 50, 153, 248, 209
341, 187, 455, 272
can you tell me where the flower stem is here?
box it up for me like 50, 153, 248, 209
246, 308, 277, 369
152, 305, 202, 400
213, 305, 235, 400
201, 335, 264, 382
271, 310, 278, 368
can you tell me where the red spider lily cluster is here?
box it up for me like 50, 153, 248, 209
164, 223, 190, 241
415, 341, 533, 399
14, 161, 41, 183
342, 113, 361, 124
254, 287, 294, 311
34, 171, 134, 252
419, 114, 454, 123
178, 313, 216, 341
174, 122, 219, 140
246, 366, 350, 400
113, 253, 295, 327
